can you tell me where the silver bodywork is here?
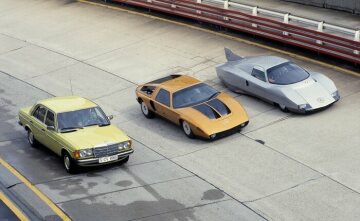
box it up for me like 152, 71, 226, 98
216, 48, 340, 113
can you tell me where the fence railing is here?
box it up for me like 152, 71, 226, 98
111, 0, 360, 64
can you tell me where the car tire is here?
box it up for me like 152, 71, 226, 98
27, 130, 38, 148
140, 101, 154, 119
63, 151, 77, 174
181, 120, 194, 138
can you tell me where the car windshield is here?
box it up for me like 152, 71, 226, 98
173, 83, 219, 108
57, 107, 109, 131
267, 62, 310, 85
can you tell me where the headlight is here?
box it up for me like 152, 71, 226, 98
331, 91, 340, 100
118, 141, 131, 150
298, 104, 311, 110
79, 149, 93, 158
210, 134, 217, 139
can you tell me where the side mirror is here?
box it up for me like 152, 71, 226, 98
107, 115, 114, 121
47, 126, 55, 131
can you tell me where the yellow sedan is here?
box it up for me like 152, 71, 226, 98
18, 96, 133, 173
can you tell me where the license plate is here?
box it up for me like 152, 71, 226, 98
99, 155, 118, 163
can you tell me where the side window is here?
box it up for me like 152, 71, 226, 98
155, 89, 170, 107
251, 67, 266, 82
45, 111, 55, 127
33, 106, 46, 123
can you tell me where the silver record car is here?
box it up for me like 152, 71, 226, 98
216, 48, 340, 113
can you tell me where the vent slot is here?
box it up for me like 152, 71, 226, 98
207, 99, 231, 116
193, 104, 220, 119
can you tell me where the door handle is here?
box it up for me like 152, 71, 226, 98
30, 120, 33, 124
41, 129, 45, 132
246, 80, 249, 86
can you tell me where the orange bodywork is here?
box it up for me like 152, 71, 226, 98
136, 75, 249, 139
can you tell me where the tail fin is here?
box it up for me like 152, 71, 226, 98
225, 48, 243, 61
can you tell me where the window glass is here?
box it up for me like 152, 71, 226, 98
155, 89, 170, 107
173, 83, 219, 109
33, 106, 46, 123
57, 107, 109, 131
267, 62, 310, 85
45, 111, 55, 127
251, 68, 266, 82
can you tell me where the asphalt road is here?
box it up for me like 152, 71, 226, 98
0, 0, 359, 221
0, 200, 19, 221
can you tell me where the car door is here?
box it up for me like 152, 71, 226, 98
43, 109, 61, 155
30, 105, 47, 144
247, 66, 268, 99
151, 88, 173, 121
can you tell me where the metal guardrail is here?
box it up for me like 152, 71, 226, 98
111, 0, 360, 64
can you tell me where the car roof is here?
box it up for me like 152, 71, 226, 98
245, 56, 289, 70
38, 96, 97, 113
148, 75, 201, 93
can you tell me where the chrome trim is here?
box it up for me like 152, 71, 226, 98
75, 149, 134, 165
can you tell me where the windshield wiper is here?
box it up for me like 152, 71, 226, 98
84, 123, 100, 127
84, 123, 110, 127
208, 92, 220, 100
60, 126, 83, 132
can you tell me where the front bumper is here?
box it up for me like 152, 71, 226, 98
208, 121, 249, 140
74, 149, 134, 166
293, 99, 339, 114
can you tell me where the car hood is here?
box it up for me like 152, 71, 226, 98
176, 93, 249, 135
293, 78, 334, 109
59, 125, 129, 149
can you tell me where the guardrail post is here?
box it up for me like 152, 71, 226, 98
355, 30, 360, 55
224, 1, 229, 9
196, 0, 202, 14
252, 6, 258, 28
316, 21, 324, 45
283, 13, 290, 36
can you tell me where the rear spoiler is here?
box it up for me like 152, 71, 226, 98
225, 48, 243, 61
147, 74, 181, 84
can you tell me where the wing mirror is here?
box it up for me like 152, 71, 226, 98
107, 115, 114, 121
47, 126, 55, 131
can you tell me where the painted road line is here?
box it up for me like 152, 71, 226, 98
78, 0, 360, 78
0, 158, 71, 221
0, 191, 29, 221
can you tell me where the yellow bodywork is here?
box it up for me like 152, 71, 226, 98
136, 75, 249, 139
18, 96, 131, 163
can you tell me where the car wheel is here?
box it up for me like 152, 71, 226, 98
181, 120, 194, 138
140, 101, 154, 119
277, 103, 289, 113
27, 130, 37, 148
63, 152, 77, 174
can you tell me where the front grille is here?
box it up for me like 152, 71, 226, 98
93, 143, 119, 158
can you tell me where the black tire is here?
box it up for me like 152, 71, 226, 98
181, 120, 194, 138
62, 151, 77, 174
27, 129, 38, 148
140, 101, 154, 119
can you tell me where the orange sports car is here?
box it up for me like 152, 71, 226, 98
135, 75, 249, 140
